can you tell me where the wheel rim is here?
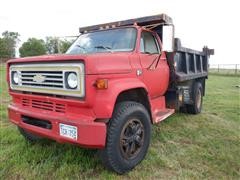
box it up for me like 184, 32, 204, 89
196, 89, 202, 109
120, 118, 144, 160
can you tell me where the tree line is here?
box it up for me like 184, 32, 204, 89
0, 31, 75, 59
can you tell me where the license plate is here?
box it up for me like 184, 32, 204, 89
59, 123, 78, 140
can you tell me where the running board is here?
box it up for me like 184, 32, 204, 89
153, 108, 175, 123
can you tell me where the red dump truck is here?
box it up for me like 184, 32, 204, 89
7, 14, 214, 174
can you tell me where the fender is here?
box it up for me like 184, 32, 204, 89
93, 78, 148, 119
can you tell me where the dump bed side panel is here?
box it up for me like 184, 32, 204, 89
174, 46, 208, 82
167, 38, 213, 83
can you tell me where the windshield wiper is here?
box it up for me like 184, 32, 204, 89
94, 45, 113, 53
76, 45, 86, 50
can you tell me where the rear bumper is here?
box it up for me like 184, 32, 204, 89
8, 104, 107, 148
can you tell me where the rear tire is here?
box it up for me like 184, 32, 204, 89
99, 101, 151, 174
18, 127, 43, 143
187, 82, 203, 114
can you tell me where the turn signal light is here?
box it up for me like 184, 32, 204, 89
95, 79, 108, 89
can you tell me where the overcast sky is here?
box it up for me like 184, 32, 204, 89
0, 0, 239, 65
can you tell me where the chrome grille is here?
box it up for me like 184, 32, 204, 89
10, 63, 85, 98
20, 71, 64, 88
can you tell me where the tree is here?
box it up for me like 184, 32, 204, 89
60, 39, 74, 53
19, 38, 46, 57
45, 36, 74, 54
45, 36, 59, 54
0, 31, 20, 58
0, 38, 8, 58
2, 31, 20, 40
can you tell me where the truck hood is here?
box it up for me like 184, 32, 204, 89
7, 53, 133, 75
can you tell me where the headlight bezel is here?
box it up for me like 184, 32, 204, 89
65, 72, 78, 89
12, 71, 20, 85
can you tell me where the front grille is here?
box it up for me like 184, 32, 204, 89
9, 63, 85, 98
21, 71, 64, 88
22, 98, 66, 113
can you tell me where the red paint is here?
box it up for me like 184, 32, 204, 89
7, 25, 173, 148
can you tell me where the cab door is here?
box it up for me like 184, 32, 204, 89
139, 30, 169, 98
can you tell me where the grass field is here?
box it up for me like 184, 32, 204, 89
0, 64, 240, 179
209, 68, 240, 76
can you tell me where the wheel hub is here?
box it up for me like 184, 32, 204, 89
120, 118, 144, 159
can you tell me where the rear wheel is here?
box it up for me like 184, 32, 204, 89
18, 127, 43, 143
99, 101, 151, 174
187, 82, 203, 114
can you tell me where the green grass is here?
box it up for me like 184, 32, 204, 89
0, 64, 240, 179
209, 68, 240, 77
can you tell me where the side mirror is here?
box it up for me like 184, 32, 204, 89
162, 25, 174, 52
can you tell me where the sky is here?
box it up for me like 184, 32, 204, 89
0, 0, 239, 65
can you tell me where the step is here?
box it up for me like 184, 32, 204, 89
153, 108, 175, 123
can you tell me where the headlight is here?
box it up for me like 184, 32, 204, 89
12, 71, 20, 84
66, 72, 78, 89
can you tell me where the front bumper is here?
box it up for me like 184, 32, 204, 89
8, 104, 107, 148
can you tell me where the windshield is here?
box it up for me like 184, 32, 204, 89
66, 28, 137, 54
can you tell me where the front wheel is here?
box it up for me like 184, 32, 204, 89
99, 101, 151, 174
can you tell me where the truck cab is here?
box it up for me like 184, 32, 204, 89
67, 25, 170, 100
7, 14, 213, 174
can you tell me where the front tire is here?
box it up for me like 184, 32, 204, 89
99, 101, 151, 174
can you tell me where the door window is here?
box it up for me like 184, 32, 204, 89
140, 31, 159, 54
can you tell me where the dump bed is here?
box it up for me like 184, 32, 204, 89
167, 38, 214, 83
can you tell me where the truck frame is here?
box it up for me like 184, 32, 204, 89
7, 14, 213, 174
